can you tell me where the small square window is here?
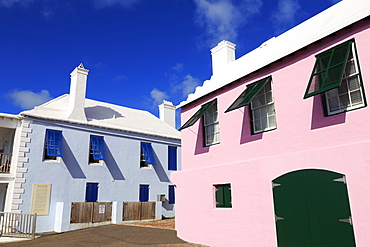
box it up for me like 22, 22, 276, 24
214, 184, 232, 208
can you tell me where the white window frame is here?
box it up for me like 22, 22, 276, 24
250, 81, 276, 134
203, 102, 220, 146
324, 43, 365, 115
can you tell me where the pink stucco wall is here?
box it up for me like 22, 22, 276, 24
171, 20, 370, 247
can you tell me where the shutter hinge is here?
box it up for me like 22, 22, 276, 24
333, 176, 346, 184
275, 215, 284, 222
339, 216, 352, 225
272, 183, 281, 188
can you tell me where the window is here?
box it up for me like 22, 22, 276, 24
85, 183, 99, 202
169, 185, 175, 204
139, 184, 149, 202
140, 142, 156, 168
44, 129, 63, 160
225, 76, 277, 134
203, 101, 220, 146
179, 99, 219, 146
304, 40, 366, 115
214, 184, 232, 208
168, 146, 177, 171
89, 135, 106, 164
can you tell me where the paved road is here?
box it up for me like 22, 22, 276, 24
0, 224, 205, 247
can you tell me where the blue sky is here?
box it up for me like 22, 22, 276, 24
0, 0, 340, 120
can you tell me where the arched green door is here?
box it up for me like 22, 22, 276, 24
272, 169, 356, 247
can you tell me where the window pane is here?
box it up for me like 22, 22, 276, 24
344, 60, 356, 77
348, 77, 360, 91
350, 90, 363, 106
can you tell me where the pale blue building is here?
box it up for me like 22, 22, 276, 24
11, 64, 180, 233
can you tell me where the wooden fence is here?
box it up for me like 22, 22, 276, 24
123, 202, 156, 221
70, 202, 112, 223
0, 212, 37, 239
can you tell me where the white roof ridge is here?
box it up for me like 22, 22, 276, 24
178, 0, 370, 108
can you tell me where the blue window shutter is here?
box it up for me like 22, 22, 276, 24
140, 185, 149, 202
91, 136, 106, 160
168, 146, 177, 170
141, 143, 156, 165
45, 130, 63, 157
86, 183, 99, 202
169, 185, 175, 204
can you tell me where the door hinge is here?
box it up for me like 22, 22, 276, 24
272, 183, 281, 188
339, 216, 352, 225
333, 176, 346, 184
275, 215, 284, 222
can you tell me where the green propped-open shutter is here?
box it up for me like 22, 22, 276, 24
304, 40, 353, 99
179, 99, 216, 130
225, 76, 271, 113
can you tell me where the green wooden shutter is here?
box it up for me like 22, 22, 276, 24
179, 99, 217, 130
215, 184, 232, 208
304, 40, 353, 98
225, 76, 271, 113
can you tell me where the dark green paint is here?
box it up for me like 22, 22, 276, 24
225, 76, 271, 113
179, 99, 217, 130
272, 169, 356, 247
304, 40, 353, 99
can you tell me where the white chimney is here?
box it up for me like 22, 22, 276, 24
210, 40, 236, 76
158, 100, 176, 128
67, 64, 88, 121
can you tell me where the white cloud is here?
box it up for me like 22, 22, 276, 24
172, 63, 184, 72
194, 0, 262, 46
271, 0, 301, 34
0, 0, 34, 7
9, 89, 52, 110
174, 74, 201, 97
150, 88, 169, 107
93, 0, 142, 8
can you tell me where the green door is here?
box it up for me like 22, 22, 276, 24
272, 169, 356, 247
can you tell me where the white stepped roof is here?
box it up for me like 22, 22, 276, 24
178, 0, 370, 108
21, 94, 181, 140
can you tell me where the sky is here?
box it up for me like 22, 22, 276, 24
0, 0, 340, 124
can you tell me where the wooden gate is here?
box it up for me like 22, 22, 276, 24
123, 202, 155, 221
70, 202, 112, 223
0, 212, 37, 239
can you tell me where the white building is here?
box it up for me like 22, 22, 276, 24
1, 64, 181, 233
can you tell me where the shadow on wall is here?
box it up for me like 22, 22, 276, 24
162, 199, 174, 211
105, 144, 125, 180
85, 106, 124, 120
62, 139, 86, 179
194, 118, 209, 155
240, 107, 263, 144
153, 153, 170, 182
311, 95, 346, 129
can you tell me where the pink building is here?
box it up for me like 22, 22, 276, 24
171, 0, 370, 246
